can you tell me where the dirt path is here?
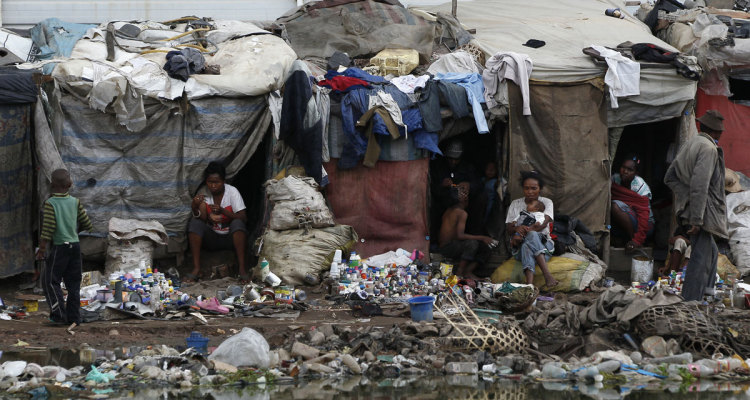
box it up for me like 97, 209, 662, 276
0, 273, 407, 351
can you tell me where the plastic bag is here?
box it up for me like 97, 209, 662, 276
269, 198, 334, 231
256, 225, 357, 286
208, 327, 270, 368
265, 176, 334, 231
726, 191, 750, 277
104, 238, 154, 275
85, 365, 115, 383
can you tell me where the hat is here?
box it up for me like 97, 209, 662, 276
445, 140, 464, 159
697, 109, 725, 132
725, 168, 743, 193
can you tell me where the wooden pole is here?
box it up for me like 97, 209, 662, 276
452, 0, 457, 17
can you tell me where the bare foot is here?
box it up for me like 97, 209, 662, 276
543, 276, 559, 290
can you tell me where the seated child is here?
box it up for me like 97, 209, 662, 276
659, 225, 691, 277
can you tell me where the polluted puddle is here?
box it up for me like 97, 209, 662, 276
1, 347, 750, 399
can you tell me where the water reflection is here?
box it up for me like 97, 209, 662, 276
2, 348, 750, 399
113, 378, 750, 400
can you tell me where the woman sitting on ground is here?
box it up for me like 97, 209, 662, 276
186, 161, 249, 283
505, 171, 559, 289
611, 154, 654, 251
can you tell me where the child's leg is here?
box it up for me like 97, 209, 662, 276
62, 243, 83, 324
42, 244, 67, 322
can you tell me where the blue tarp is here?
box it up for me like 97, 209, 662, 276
0, 104, 35, 277
30, 18, 96, 74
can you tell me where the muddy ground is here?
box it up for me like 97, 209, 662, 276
0, 272, 413, 351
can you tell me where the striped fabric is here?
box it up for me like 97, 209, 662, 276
41, 93, 271, 235
0, 104, 34, 277
40, 194, 93, 243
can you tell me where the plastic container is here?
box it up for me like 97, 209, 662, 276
260, 258, 270, 281
408, 296, 435, 322
542, 363, 568, 379
369, 48, 419, 76
631, 249, 653, 283
186, 331, 210, 355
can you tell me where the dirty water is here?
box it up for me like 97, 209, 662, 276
2, 348, 750, 399
39, 378, 750, 399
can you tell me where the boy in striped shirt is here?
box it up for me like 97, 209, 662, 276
36, 169, 93, 325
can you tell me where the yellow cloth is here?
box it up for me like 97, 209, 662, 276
490, 256, 598, 292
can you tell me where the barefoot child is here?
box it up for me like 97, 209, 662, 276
438, 185, 497, 278
36, 169, 92, 325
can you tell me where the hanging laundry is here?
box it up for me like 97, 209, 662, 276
591, 45, 640, 108
318, 76, 370, 93
483, 51, 533, 115
390, 74, 430, 94
435, 72, 489, 134
280, 60, 323, 184
427, 51, 480, 75
324, 67, 387, 84
369, 91, 406, 136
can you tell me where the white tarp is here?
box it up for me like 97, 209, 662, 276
411, 0, 697, 112
45, 20, 296, 131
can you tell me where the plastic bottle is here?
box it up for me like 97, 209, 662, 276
260, 258, 270, 280
596, 360, 621, 374
150, 285, 162, 312
542, 363, 568, 379
686, 363, 717, 378
700, 357, 744, 373
349, 252, 361, 268
330, 262, 340, 281
576, 366, 601, 381
445, 362, 478, 374
650, 352, 693, 364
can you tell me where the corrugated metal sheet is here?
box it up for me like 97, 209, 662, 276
1, 0, 297, 26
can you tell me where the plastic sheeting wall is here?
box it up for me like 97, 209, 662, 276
0, 104, 34, 277
324, 158, 430, 258
696, 88, 750, 177
42, 93, 271, 236
507, 82, 610, 233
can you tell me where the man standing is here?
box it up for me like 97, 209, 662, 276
664, 110, 728, 301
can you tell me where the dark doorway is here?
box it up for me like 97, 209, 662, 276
612, 117, 679, 253
229, 133, 272, 268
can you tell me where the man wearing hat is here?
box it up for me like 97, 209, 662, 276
664, 110, 728, 301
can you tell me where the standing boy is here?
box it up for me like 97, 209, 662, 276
36, 169, 93, 325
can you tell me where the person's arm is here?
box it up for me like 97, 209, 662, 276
215, 206, 247, 223
455, 211, 493, 244
215, 188, 247, 223
37, 201, 55, 260
687, 145, 718, 230
76, 200, 93, 232
530, 215, 551, 232
191, 194, 208, 222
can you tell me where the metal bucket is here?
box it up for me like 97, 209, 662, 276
631, 249, 653, 283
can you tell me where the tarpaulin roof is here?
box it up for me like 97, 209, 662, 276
412, 0, 697, 115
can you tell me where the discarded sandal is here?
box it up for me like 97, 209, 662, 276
196, 297, 229, 315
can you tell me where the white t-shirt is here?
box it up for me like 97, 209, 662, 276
505, 197, 554, 239
201, 183, 246, 235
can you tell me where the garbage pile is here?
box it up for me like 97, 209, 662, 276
4, 311, 750, 398
326, 249, 536, 314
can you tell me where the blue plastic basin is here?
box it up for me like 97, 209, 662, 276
408, 296, 435, 322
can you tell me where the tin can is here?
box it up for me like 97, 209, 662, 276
603, 277, 615, 288
246, 287, 261, 301
274, 286, 294, 304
